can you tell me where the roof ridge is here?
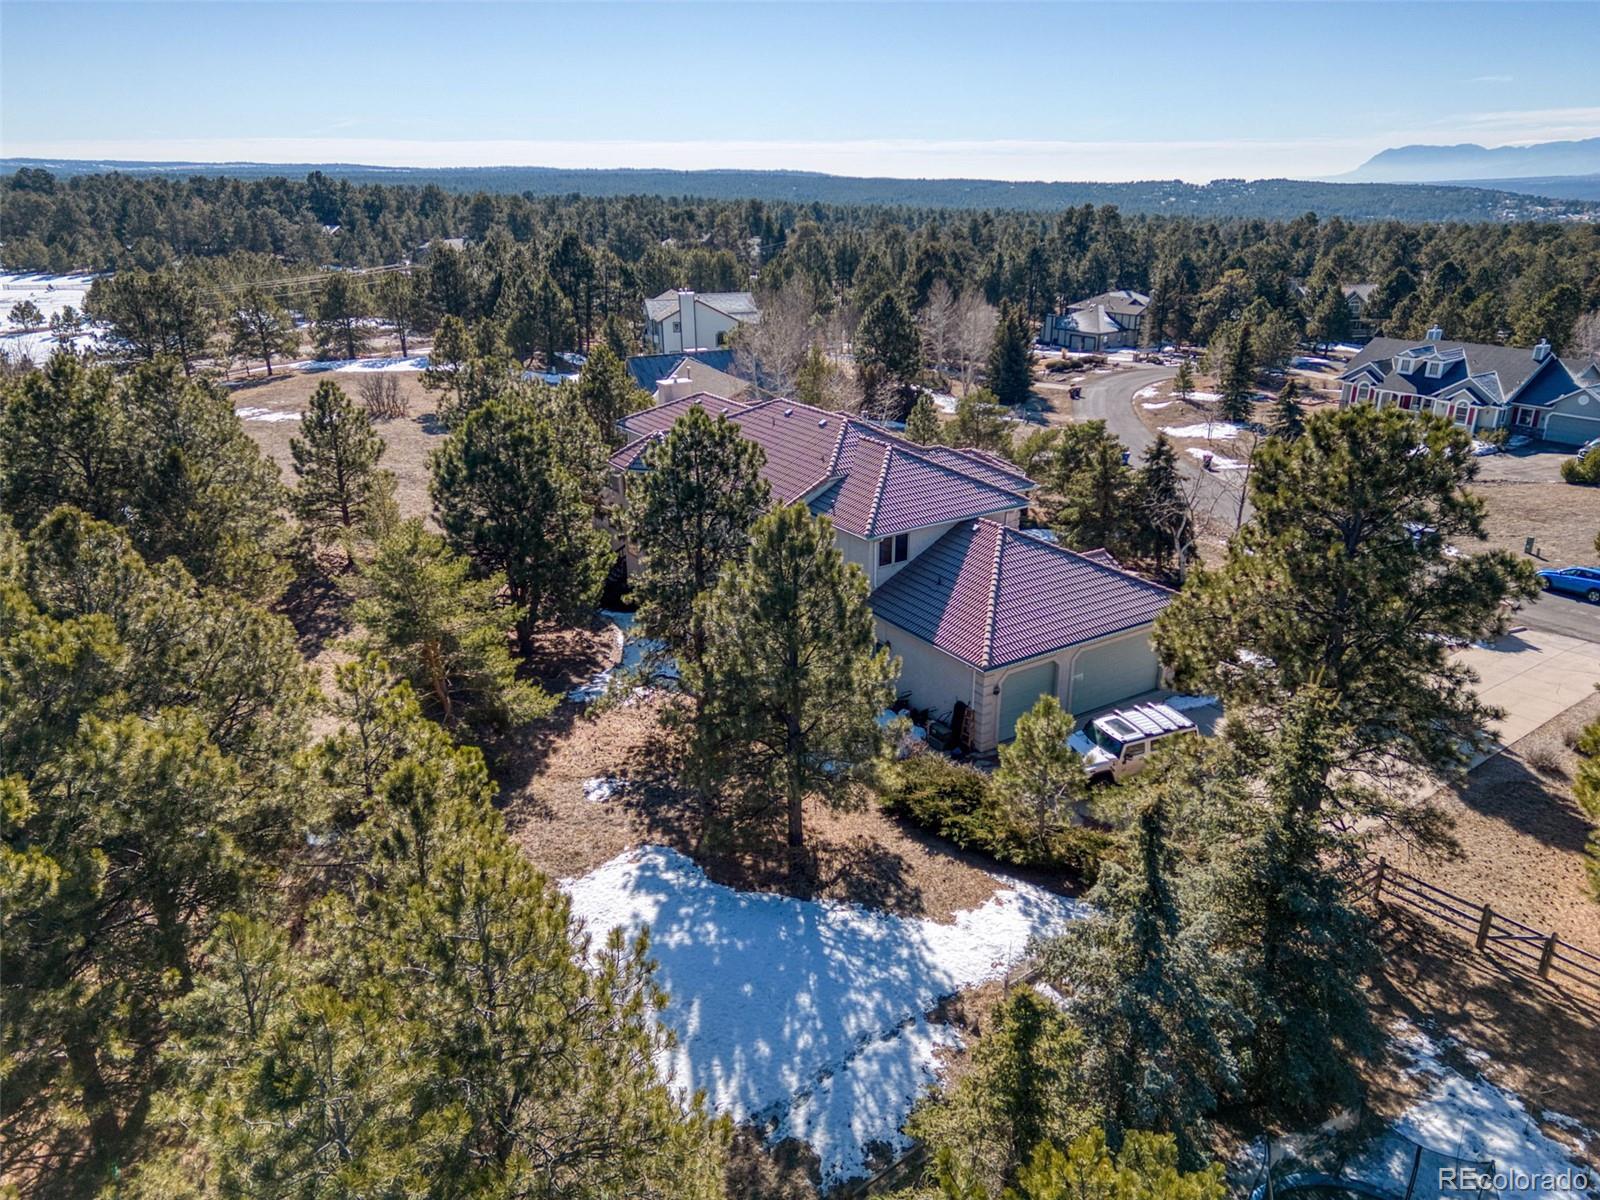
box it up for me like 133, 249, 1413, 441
981, 520, 1005, 670
862, 440, 895, 538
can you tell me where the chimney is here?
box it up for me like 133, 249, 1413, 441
1425, 325, 1443, 342
1532, 338, 1552, 363
677, 289, 697, 351
656, 375, 688, 403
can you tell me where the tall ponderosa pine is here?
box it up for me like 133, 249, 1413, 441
430, 387, 612, 643
1154, 406, 1539, 837
84, 267, 213, 373
1040, 791, 1237, 1169
373, 269, 433, 356
0, 352, 288, 597
290, 379, 396, 561
628, 404, 770, 671
313, 273, 370, 361
353, 519, 554, 732
988, 300, 1034, 408
1136, 433, 1194, 579
226, 285, 300, 376
422, 315, 518, 427
0, 509, 312, 1186
689, 504, 897, 884
1054, 429, 1136, 558
855, 291, 922, 418
1218, 327, 1256, 425
152, 680, 729, 1199
576, 342, 650, 443
1269, 377, 1306, 441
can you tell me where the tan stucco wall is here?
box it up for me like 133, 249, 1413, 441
875, 615, 980, 729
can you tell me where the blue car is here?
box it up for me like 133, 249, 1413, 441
1537, 566, 1600, 603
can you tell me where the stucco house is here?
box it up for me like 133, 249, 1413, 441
608, 394, 1175, 751
1040, 289, 1150, 352
1336, 327, 1600, 445
642, 289, 761, 354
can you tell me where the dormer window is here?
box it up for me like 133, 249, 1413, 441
1396, 356, 1415, 375
878, 533, 910, 567
1426, 360, 1443, 378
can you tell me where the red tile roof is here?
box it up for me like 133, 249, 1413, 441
870, 519, 1173, 670
613, 396, 1035, 537
618, 392, 753, 438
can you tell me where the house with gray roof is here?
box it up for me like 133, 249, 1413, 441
1337, 327, 1600, 445
643, 289, 761, 354
608, 394, 1174, 750
1040, 289, 1150, 352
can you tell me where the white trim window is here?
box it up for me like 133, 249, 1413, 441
1426, 359, 1444, 378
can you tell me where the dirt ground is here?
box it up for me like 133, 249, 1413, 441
1470, 449, 1600, 565
229, 368, 443, 522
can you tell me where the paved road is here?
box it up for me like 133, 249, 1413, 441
1070, 364, 1249, 531
1517, 589, 1600, 642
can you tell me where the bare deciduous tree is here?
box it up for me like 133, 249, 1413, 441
1573, 308, 1600, 360
359, 373, 408, 421
731, 281, 817, 397
953, 293, 999, 390
920, 279, 959, 380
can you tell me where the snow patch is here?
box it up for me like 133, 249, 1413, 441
287, 354, 430, 373
1180, 390, 1223, 404
1186, 447, 1246, 470
561, 846, 1088, 1186
583, 777, 620, 804
1135, 385, 1162, 399
567, 610, 677, 704
235, 406, 302, 423
1142, 400, 1176, 410
1347, 1023, 1595, 1199
1163, 421, 1243, 440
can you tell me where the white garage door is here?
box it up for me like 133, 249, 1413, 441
1068, 635, 1161, 717
998, 661, 1058, 743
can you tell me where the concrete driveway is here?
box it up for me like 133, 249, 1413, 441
1460, 627, 1600, 749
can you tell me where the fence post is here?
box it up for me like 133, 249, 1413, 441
1373, 857, 1387, 906
1538, 932, 1558, 979
1475, 905, 1494, 952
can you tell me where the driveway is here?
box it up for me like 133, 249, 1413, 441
1459, 627, 1600, 750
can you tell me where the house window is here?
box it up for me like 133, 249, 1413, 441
671, 320, 680, 332
1453, 402, 1469, 424
1426, 360, 1443, 378
877, 533, 909, 567
1397, 356, 1414, 375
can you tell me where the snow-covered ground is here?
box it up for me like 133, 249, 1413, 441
1163, 421, 1243, 440
1135, 384, 1163, 399
286, 353, 430, 373
236, 406, 302, 423
567, 610, 676, 704
0, 271, 100, 361
1143, 400, 1175, 410
1348, 1023, 1596, 1199
561, 846, 1087, 1185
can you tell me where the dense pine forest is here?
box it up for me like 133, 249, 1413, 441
5, 167, 1600, 356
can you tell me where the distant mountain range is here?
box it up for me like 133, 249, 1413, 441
1341, 137, 1600, 183
5, 158, 1598, 224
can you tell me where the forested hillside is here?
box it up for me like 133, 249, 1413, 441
4, 167, 1599, 358
4, 157, 1597, 222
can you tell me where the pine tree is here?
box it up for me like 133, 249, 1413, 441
905, 394, 941, 444
290, 379, 396, 562
689, 504, 897, 884
430, 389, 612, 645
855, 291, 922, 418
0, 510, 312, 1185
1173, 359, 1195, 402
313, 273, 370, 361
1136, 433, 1194, 578
1307, 284, 1353, 352
1054, 432, 1135, 557
576, 342, 650, 442
628, 404, 770, 672
600, 311, 637, 359
946, 387, 1012, 453
373, 269, 433, 356
1218, 327, 1256, 425
421, 314, 518, 427
1004, 1129, 1226, 1200
84, 267, 214, 373
1269, 377, 1306, 441
226, 285, 300, 376
907, 990, 1090, 1196
1154, 406, 1539, 834
154, 703, 730, 1199
988, 300, 1035, 408
353, 519, 554, 731
504, 270, 575, 365
992, 695, 1087, 859
1038, 790, 1238, 1168
794, 338, 846, 409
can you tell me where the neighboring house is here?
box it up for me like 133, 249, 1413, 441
1337, 327, 1600, 445
1294, 282, 1377, 341
624, 349, 755, 402
1040, 289, 1150, 352
643, 289, 761, 353
608, 395, 1174, 751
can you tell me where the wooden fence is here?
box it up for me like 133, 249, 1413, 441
1366, 857, 1600, 999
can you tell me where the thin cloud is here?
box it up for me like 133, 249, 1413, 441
1467, 75, 1514, 84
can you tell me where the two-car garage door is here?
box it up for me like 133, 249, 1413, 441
997, 635, 1163, 742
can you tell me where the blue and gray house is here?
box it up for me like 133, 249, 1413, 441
1337, 327, 1600, 446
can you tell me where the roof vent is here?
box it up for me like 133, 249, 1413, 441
783, 407, 793, 416
1532, 338, 1552, 363
1425, 325, 1443, 342
818, 418, 828, 428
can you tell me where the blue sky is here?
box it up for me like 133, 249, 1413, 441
3, 1, 1598, 181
